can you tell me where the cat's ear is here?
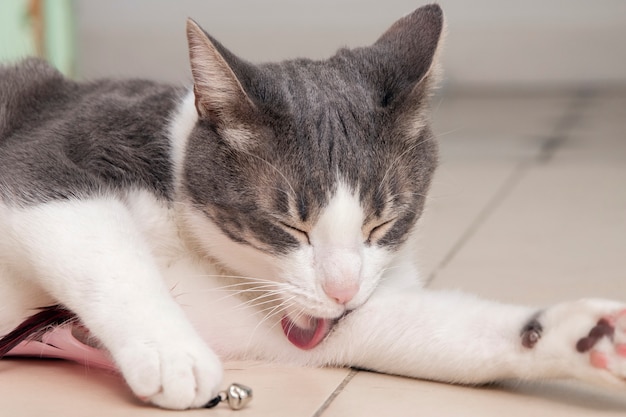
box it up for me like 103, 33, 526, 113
186, 19, 257, 148
367, 4, 444, 110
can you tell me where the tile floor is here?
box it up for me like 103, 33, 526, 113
1, 91, 625, 416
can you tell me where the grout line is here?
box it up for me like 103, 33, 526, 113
424, 159, 531, 286
311, 369, 358, 417
424, 89, 592, 287
537, 87, 594, 163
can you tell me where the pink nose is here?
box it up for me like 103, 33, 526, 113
322, 281, 360, 305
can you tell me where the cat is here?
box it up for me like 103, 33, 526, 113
1, 3, 625, 410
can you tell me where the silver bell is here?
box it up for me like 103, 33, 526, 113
225, 383, 253, 410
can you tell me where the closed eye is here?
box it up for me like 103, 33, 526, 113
366, 218, 396, 244
279, 221, 311, 245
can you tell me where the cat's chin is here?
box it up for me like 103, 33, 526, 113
280, 315, 336, 350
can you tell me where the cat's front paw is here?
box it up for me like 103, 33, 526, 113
535, 300, 626, 388
113, 337, 223, 409
574, 308, 626, 384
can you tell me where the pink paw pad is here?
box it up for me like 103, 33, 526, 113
576, 309, 626, 374
589, 350, 608, 369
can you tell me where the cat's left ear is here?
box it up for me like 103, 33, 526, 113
364, 4, 445, 111
186, 19, 257, 148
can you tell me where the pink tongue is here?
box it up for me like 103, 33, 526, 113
281, 315, 332, 350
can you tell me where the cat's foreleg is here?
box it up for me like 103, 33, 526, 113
7, 198, 222, 409
320, 288, 626, 389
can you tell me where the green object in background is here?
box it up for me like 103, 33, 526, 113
43, 0, 75, 76
0, 0, 35, 61
0, 0, 75, 76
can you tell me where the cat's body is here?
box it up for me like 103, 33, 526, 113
1, 5, 625, 410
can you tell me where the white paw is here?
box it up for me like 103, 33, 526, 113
112, 336, 223, 409
541, 299, 626, 387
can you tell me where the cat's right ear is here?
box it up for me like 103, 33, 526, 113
186, 19, 256, 148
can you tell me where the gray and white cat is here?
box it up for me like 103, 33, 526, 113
1, 4, 625, 410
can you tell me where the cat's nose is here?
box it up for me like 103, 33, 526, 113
322, 281, 360, 305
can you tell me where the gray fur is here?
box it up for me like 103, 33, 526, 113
0, 4, 443, 255
0, 58, 182, 205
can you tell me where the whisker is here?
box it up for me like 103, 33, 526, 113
376, 136, 434, 199
282, 307, 307, 336
239, 150, 296, 199
379, 264, 405, 274
208, 288, 283, 306
431, 94, 445, 117
244, 299, 298, 352
198, 281, 284, 293
250, 297, 297, 337
435, 126, 464, 138
187, 273, 285, 284
384, 191, 428, 203
264, 303, 299, 337
173, 281, 288, 303
229, 291, 287, 313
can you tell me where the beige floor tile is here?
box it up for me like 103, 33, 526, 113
556, 124, 626, 165
417, 161, 522, 280
583, 95, 626, 126
428, 93, 626, 304
323, 371, 626, 417
541, 94, 626, 163
429, 160, 626, 305
0, 360, 349, 416
0, 359, 147, 417
419, 92, 561, 280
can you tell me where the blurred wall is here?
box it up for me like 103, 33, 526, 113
76, 0, 626, 89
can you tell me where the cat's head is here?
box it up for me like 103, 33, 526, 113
179, 4, 443, 349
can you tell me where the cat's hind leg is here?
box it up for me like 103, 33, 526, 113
4, 196, 222, 409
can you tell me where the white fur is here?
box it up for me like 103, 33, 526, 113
2, 104, 626, 410
0, 196, 221, 409
168, 90, 197, 193
311, 181, 365, 301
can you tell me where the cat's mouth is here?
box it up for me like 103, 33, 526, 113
280, 314, 337, 350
